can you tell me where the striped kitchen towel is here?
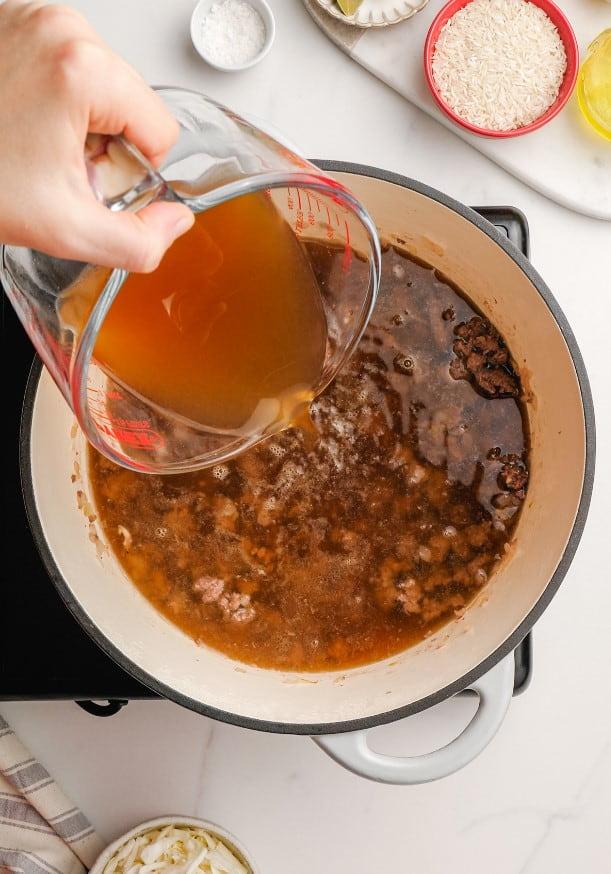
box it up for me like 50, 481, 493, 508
0, 715, 104, 874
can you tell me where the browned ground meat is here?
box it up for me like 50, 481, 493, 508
90, 246, 529, 672
450, 316, 520, 398
498, 456, 529, 497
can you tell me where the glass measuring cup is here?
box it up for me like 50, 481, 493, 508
1, 87, 381, 473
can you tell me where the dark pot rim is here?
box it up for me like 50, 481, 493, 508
19, 161, 596, 736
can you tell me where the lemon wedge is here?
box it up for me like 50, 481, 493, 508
337, 0, 363, 16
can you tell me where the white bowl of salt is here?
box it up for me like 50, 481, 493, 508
191, 0, 275, 72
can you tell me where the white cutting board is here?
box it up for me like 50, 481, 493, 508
304, 0, 611, 221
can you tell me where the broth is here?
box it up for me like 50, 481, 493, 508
61, 191, 327, 434
89, 245, 529, 671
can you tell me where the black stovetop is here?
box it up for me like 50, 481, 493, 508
1, 206, 532, 717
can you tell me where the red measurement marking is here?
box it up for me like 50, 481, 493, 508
93, 418, 164, 450
296, 189, 302, 210
87, 386, 124, 401
91, 412, 113, 425
341, 219, 353, 271
107, 418, 151, 430
306, 192, 312, 211
324, 204, 334, 240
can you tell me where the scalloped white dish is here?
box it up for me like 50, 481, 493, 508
315, 0, 429, 28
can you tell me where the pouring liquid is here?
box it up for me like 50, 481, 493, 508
71, 192, 328, 441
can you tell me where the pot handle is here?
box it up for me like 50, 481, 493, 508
312, 654, 514, 785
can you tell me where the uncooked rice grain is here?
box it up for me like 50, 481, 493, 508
432, 0, 567, 131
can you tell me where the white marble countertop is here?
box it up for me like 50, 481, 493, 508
2, 2, 611, 872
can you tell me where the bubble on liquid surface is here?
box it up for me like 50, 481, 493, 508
274, 460, 304, 495
393, 354, 414, 375
212, 464, 229, 480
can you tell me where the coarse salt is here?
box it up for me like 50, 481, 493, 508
200, 0, 266, 68
432, 0, 567, 131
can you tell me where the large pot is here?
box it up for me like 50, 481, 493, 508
19, 163, 595, 784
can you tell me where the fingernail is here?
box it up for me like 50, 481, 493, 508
170, 212, 194, 240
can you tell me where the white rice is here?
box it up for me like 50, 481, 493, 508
431, 0, 567, 131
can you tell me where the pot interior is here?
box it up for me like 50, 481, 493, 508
26, 171, 587, 730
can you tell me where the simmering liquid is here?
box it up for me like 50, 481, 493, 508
89, 245, 529, 672
64, 192, 328, 434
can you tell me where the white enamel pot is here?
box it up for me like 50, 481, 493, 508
18, 163, 595, 785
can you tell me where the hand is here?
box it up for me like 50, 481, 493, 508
0, 1, 194, 271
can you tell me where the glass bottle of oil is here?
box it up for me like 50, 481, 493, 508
577, 29, 611, 140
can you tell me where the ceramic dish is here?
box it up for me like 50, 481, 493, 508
89, 817, 258, 874
314, 0, 429, 29
190, 0, 275, 71
423, 0, 579, 138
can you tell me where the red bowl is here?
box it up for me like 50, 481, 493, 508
423, 0, 579, 138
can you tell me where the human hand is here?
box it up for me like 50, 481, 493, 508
0, 1, 194, 272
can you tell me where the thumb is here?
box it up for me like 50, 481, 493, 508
70, 199, 195, 272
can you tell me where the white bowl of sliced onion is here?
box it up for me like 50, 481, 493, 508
89, 817, 258, 874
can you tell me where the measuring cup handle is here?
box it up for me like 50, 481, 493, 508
85, 134, 167, 212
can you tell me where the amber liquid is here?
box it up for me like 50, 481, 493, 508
89, 246, 529, 672
90, 192, 328, 435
